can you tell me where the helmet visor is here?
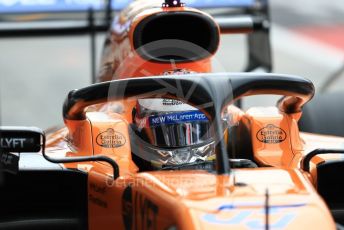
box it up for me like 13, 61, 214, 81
134, 99, 212, 148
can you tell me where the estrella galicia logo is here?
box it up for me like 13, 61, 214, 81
256, 124, 287, 144
96, 128, 126, 148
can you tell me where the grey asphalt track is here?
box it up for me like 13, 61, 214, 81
0, 1, 343, 129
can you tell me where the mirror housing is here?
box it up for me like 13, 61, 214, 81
0, 126, 43, 153
0, 126, 119, 179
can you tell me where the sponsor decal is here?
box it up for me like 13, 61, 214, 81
90, 182, 107, 195
0, 138, 26, 149
137, 98, 196, 112
89, 182, 108, 209
122, 186, 159, 230
122, 186, 133, 230
89, 194, 107, 209
162, 68, 195, 75
96, 128, 126, 148
162, 99, 184, 106
0, 129, 41, 152
149, 111, 208, 127
256, 124, 286, 144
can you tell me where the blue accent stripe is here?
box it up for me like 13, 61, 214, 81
0, 0, 255, 13
218, 202, 307, 211
202, 202, 304, 228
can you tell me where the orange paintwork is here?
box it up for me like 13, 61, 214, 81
98, 1, 216, 82
244, 107, 303, 168
49, 104, 340, 230
42, 0, 342, 229
46, 111, 340, 230
64, 119, 93, 155
96, 2, 216, 122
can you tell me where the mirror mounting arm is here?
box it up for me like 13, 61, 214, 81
40, 132, 120, 179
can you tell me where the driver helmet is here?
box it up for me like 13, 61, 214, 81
132, 97, 216, 169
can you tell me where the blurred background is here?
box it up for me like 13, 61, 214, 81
0, 0, 343, 129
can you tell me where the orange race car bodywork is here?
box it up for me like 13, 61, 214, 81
1, 1, 344, 230
51, 108, 339, 230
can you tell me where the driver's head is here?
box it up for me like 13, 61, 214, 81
132, 98, 216, 169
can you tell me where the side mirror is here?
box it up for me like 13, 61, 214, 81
0, 126, 43, 153
0, 126, 119, 179
0, 126, 43, 177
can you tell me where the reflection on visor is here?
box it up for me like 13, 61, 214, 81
131, 132, 215, 167
152, 141, 215, 166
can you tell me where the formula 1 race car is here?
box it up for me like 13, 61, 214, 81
1, 0, 344, 230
